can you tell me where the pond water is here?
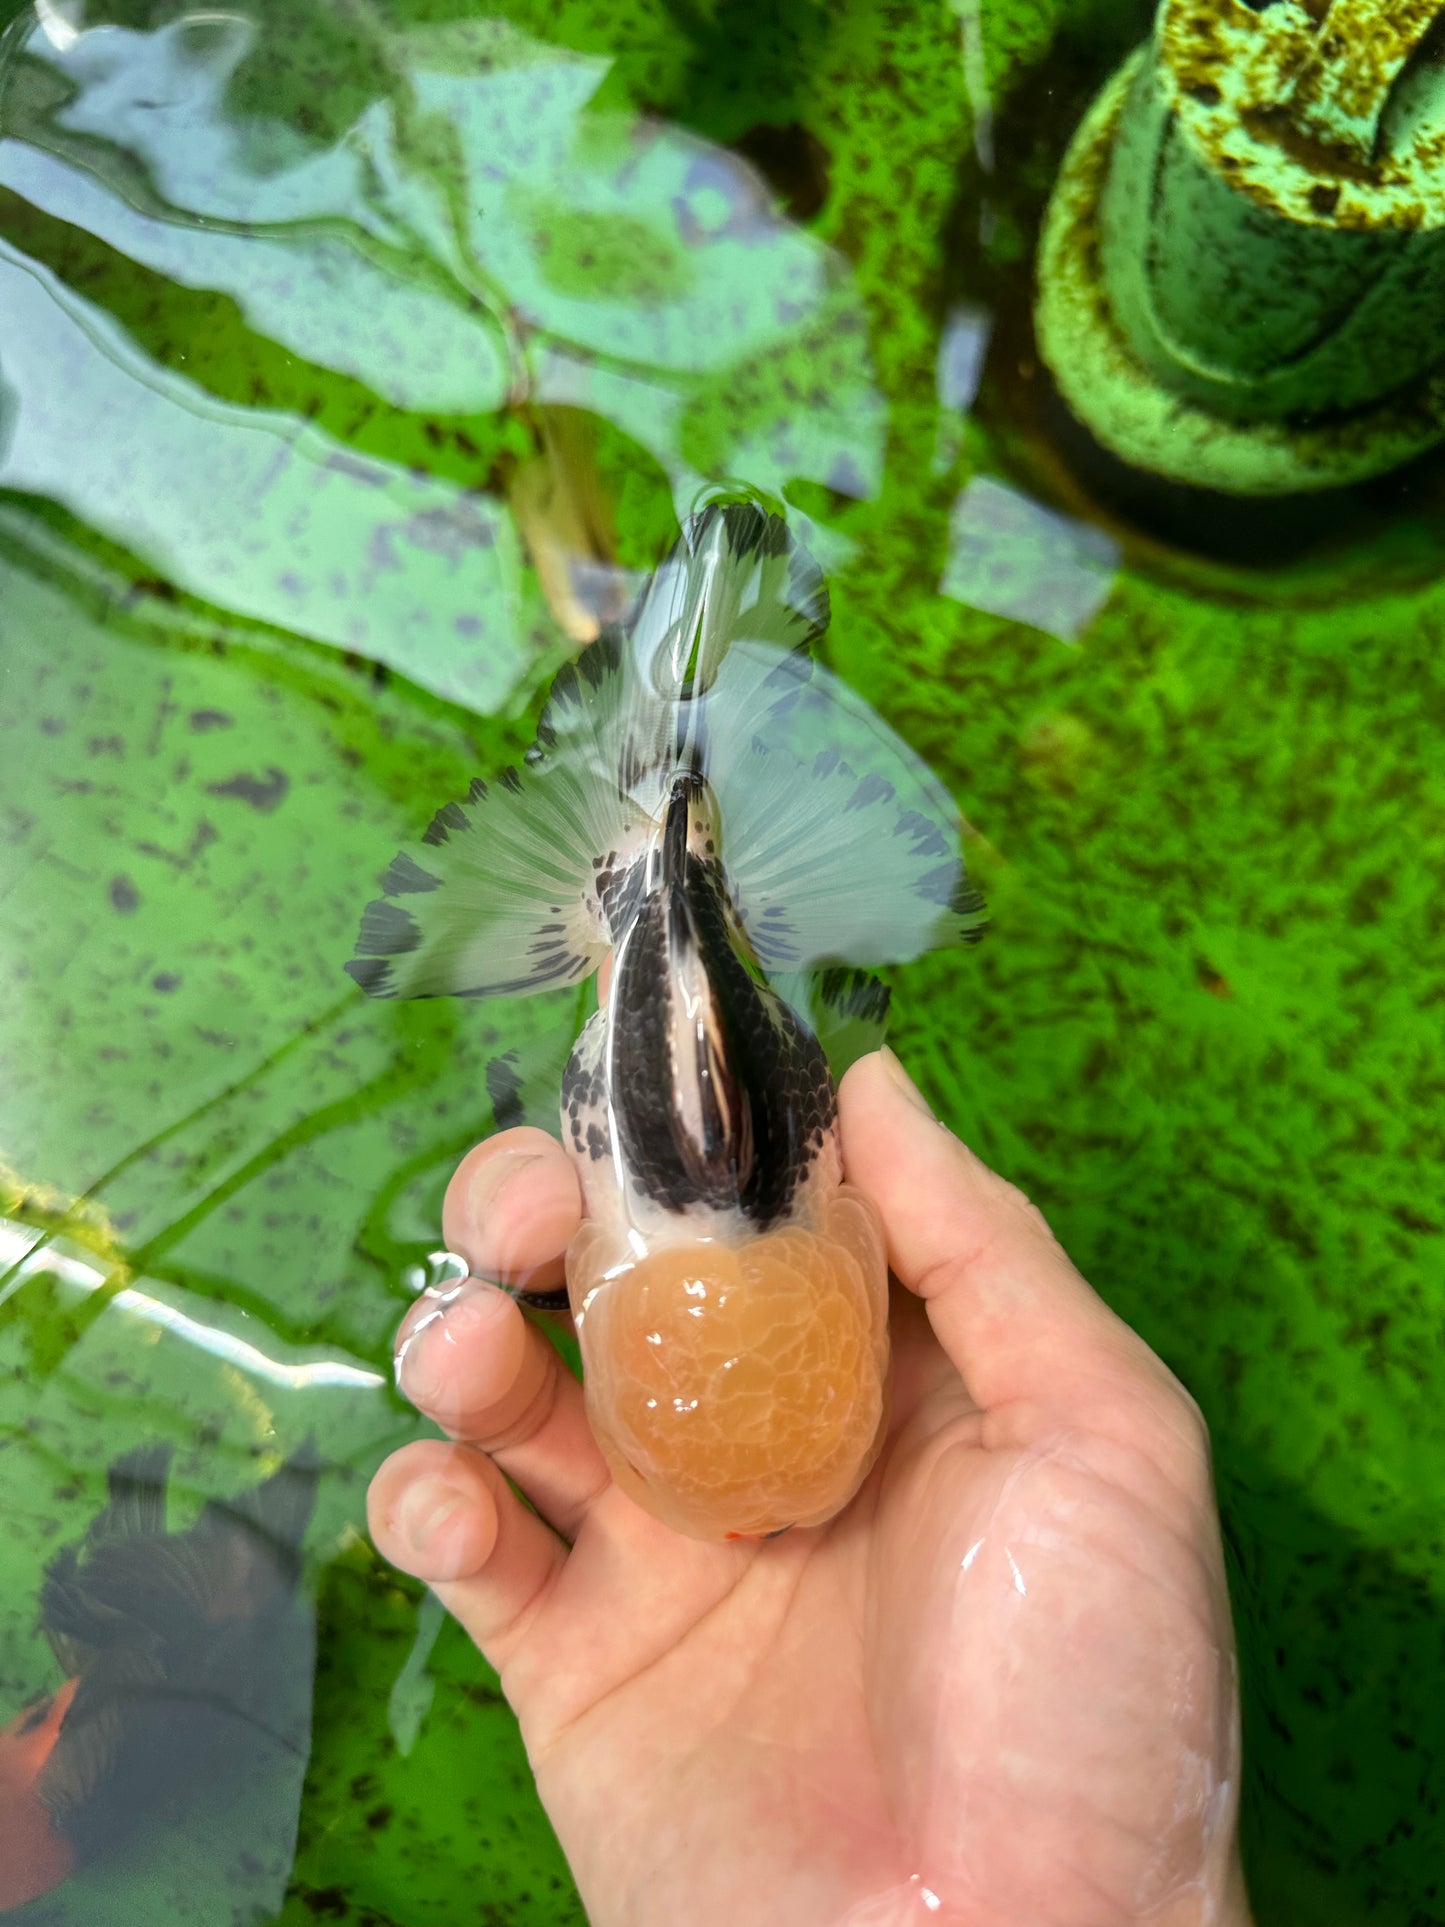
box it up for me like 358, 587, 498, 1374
1, 0, 1442, 1921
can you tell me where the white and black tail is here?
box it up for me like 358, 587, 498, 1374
346, 500, 984, 1013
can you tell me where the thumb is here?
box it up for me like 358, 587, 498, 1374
838, 1051, 1195, 1446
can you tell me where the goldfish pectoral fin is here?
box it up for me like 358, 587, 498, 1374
345, 764, 624, 1002
485, 1010, 588, 1134
771, 968, 892, 1079
38, 1551, 122, 1661
46, 1535, 208, 1645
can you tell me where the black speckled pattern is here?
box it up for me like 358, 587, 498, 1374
608, 841, 833, 1224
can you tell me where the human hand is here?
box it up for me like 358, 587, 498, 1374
369, 1051, 1252, 1927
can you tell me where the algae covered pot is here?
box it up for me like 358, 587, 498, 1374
1036, 0, 1445, 492
348, 502, 984, 1538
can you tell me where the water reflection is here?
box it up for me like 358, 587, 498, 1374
0, 1190, 398, 1917
0, 239, 535, 709
940, 473, 1119, 643
0, 129, 510, 415
0, 1438, 317, 1921
933, 300, 991, 473
0, 5, 884, 699
0, 1219, 385, 1390
936, 304, 991, 417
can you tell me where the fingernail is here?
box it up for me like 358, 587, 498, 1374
879, 1046, 936, 1119
397, 1476, 469, 1555
396, 1328, 443, 1406
443, 1283, 513, 1342
465, 1149, 544, 1218
396, 1281, 512, 1407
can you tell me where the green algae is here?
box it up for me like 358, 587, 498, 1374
0, 1, 1443, 1922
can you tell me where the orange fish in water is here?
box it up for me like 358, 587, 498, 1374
0, 1678, 79, 1910
0, 1444, 318, 1912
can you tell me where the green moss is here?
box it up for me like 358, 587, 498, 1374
520, 198, 696, 302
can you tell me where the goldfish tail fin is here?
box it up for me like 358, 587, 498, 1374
344, 502, 980, 1002
346, 500, 828, 1003
345, 625, 647, 1002
91, 1444, 172, 1544
38, 1448, 175, 1666
39, 1549, 113, 1668
343, 756, 619, 1002
201, 1443, 321, 1576
42, 1447, 319, 1669
706, 646, 988, 972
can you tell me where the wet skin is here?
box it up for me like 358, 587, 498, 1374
369, 1052, 1253, 1927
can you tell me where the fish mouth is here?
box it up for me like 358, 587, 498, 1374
607, 773, 830, 1222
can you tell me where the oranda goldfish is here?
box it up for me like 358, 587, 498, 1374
0, 1445, 317, 1912
348, 501, 984, 1538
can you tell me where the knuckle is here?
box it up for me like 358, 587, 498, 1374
1172, 1382, 1213, 1464
978, 1164, 1057, 1246
476, 1340, 561, 1454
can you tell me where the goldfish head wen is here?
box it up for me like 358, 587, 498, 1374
349, 502, 986, 1537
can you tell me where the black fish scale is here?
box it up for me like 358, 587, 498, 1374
560, 1019, 610, 1165
607, 849, 833, 1223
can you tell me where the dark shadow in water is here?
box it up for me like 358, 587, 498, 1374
4, 1446, 318, 1925
646, 0, 838, 219
1217, 1436, 1445, 1927
1032, 385, 1445, 574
